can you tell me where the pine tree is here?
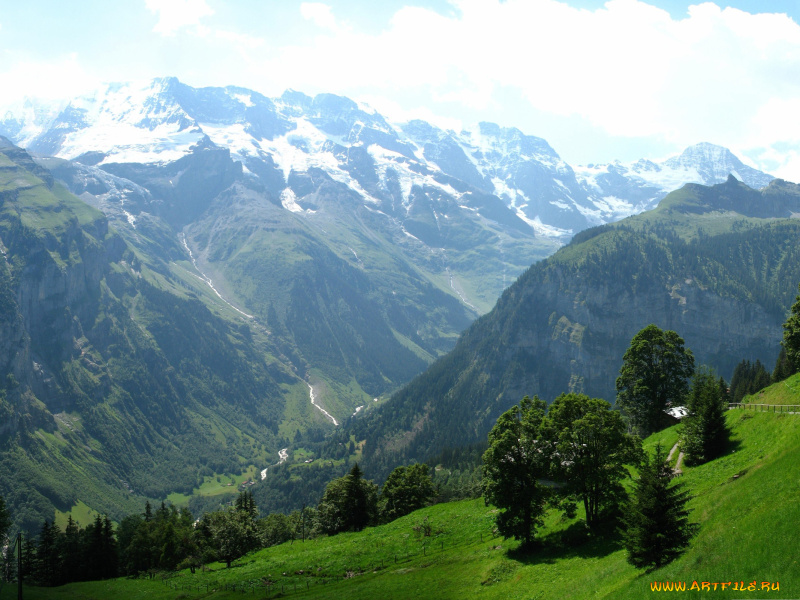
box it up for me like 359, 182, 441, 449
61, 516, 82, 583
682, 368, 729, 464
234, 491, 258, 519
773, 347, 794, 383
623, 444, 697, 570
35, 520, 61, 586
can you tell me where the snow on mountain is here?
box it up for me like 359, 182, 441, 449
0, 78, 775, 240
574, 142, 775, 220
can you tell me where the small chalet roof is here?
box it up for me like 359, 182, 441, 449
665, 406, 689, 419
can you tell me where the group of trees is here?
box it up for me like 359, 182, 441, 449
482, 393, 642, 546
483, 289, 800, 570
317, 463, 435, 535
2, 514, 117, 586
482, 324, 709, 569
3, 286, 800, 582
682, 368, 729, 464
1, 462, 436, 584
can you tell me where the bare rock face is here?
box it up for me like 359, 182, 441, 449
500, 271, 782, 403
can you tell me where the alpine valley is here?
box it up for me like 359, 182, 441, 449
0, 77, 786, 528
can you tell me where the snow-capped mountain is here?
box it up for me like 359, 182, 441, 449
1, 78, 774, 241
574, 142, 775, 219
0, 77, 779, 428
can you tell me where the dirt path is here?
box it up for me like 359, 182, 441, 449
667, 441, 684, 475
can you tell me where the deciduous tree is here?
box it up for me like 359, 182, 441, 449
616, 325, 694, 435
543, 393, 641, 527
379, 464, 435, 522
482, 396, 550, 548
204, 508, 259, 568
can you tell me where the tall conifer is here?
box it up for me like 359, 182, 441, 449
622, 445, 697, 570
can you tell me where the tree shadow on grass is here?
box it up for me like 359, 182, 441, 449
507, 519, 623, 565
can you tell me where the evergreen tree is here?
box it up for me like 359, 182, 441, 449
61, 516, 82, 583
21, 536, 36, 580
84, 514, 106, 581
101, 515, 118, 579
682, 368, 729, 464
622, 444, 697, 570
317, 464, 378, 535
115, 513, 143, 576
616, 325, 695, 435
234, 491, 258, 519
773, 346, 794, 383
717, 376, 730, 406
482, 396, 550, 547
35, 520, 61, 586
730, 359, 772, 403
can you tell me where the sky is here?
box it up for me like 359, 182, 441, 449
1, 0, 800, 180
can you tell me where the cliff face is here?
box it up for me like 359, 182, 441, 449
501, 269, 782, 403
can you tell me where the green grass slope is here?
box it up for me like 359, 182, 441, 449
13, 398, 799, 599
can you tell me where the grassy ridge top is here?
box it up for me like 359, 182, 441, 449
12, 382, 800, 600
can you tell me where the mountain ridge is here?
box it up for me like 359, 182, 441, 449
355, 176, 800, 477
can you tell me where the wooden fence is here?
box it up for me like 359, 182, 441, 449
728, 403, 800, 413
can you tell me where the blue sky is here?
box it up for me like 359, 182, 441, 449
2, 1, 800, 179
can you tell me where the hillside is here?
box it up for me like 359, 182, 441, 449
0, 139, 308, 531
8, 394, 799, 599
0, 79, 775, 425
355, 176, 800, 476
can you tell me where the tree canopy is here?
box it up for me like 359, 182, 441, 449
317, 464, 378, 535
482, 396, 551, 547
543, 393, 641, 527
379, 464, 435, 522
616, 324, 695, 435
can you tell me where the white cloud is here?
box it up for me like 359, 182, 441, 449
357, 94, 463, 132
300, 3, 339, 31
0, 54, 98, 106
145, 0, 214, 36
236, 0, 800, 180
